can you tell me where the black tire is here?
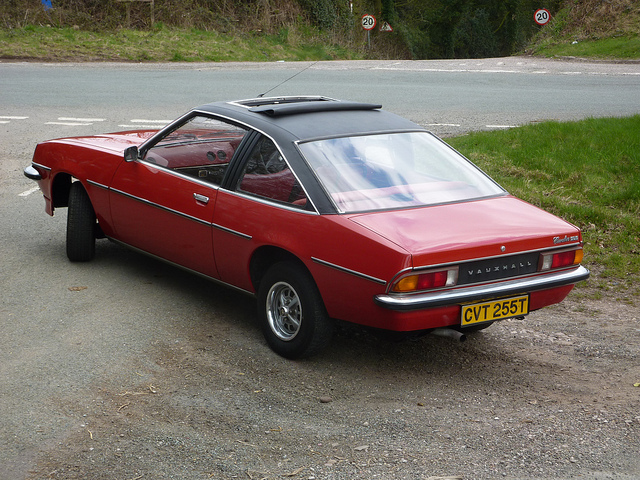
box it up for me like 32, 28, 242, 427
66, 181, 96, 262
257, 262, 334, 359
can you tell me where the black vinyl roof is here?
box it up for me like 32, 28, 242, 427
196, 96, 423, 142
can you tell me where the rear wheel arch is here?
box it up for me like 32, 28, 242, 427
249, 246, 309, 293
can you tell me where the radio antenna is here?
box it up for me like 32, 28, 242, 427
257, 61, 319, 98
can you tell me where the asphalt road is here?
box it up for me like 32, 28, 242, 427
1, 57, 639, 479
2, 57, 640, 139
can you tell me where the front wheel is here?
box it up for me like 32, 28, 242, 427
66, 181, 96, 262
257, 262, 333, 359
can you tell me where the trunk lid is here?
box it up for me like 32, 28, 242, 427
348, 195, 581, 268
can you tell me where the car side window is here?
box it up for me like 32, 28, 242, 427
236, 136, 308, 208
144, 115, 249, 186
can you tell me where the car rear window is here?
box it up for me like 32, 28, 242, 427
298, 131, 505, 213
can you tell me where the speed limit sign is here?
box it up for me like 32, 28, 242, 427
534, 8, 551, 26
361, 14, 376, 31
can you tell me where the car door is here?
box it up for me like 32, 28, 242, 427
109, 115, 250, 278
212, 135, 312, 290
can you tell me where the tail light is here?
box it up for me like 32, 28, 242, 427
391, 267, 458, 293
539, 247, 583, 271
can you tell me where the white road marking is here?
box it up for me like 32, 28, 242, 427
486, 125, 517, 129
426, 123, 461, 127
0, 116, 29, 120
45, 122, 94, 126
371, 62, 640, 76
118, 124, 164, 128
19, 186, 40, 197
130, 119, 172, 123
57, 117, 106, 122
374, 66, 520, 74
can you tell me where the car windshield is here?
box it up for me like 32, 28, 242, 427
298, 131, 505, 213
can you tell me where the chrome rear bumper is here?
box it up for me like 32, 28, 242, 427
374, 265, 590, 311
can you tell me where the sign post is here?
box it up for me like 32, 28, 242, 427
361, 14, 376, 48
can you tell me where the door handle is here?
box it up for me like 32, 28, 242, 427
193, 193, 209, 204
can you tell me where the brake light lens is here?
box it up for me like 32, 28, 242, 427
391, 267, 458, 293
539, 247, 583, 271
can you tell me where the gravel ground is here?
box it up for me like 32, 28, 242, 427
19, 257, 639, 480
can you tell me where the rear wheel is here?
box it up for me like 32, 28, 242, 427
66, 181, 96, 262
257, 262, 333, 359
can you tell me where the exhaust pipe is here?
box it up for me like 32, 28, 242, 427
431, 328, 466, 342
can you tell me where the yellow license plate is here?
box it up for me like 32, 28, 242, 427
461, 295, 529, 327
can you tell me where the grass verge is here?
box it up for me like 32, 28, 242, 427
0, 24, 362, 62
529, 35, 640, 60
447, 117, 640, 303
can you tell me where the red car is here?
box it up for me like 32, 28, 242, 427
24, 96, 589, 358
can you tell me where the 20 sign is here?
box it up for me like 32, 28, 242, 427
534, 8, 551, 26
361, 14, 376, 31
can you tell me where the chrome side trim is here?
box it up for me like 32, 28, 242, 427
107, 237, 255, 297
110, 187, 211, 227
212, 222, 252, 240
32, 162, 51, 172
86, 179, 109, 190
374, 265, 590, 311
227, 189, 319, 215
312, 257, 387, 285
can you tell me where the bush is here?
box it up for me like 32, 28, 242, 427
0, 0, 308, 32
451, 7, 498, 58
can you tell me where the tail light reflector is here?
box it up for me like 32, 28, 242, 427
539, 247, 583, 271
391, 267, 458, 293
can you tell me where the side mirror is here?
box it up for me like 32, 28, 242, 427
124, 146, 139, 162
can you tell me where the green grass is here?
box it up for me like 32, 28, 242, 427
0, 25, 363, 62
2, 21, 638, 62
530, 35, 640, 59
447, 117, 640, 301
